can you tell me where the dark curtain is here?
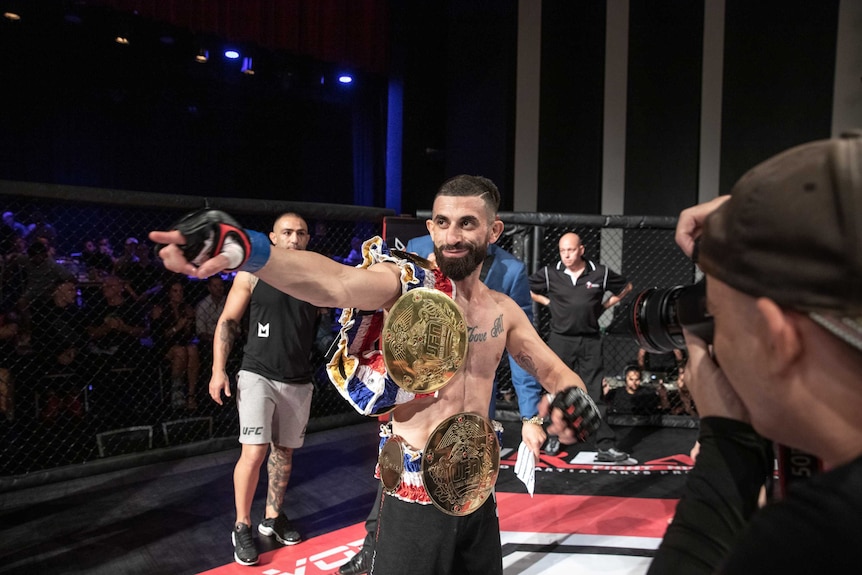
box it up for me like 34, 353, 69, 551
89, 0, 390, 74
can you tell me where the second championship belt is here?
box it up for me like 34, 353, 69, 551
422, 412, 500, 516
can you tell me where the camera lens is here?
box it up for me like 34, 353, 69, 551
629, 279, 712, 354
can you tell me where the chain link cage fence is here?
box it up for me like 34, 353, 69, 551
2, 182, 698, 489
0, 181, 390, 486
420, 211, 701, 430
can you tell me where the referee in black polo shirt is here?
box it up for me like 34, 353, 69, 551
529, 232, 632, 462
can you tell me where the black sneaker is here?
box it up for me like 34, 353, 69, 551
338, 549, 369, 575
232, 522, 259, 566
544, 435, 561, 456
259, 512, 301, 546
596, 447, 629, 462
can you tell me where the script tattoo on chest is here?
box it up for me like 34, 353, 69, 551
468, 314, 504, 342
467, 326, 486, 342
491, 314, 504, 338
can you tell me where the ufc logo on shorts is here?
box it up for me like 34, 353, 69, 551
242, 427, 263, 436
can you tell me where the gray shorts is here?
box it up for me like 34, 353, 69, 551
236, 369, 313, 448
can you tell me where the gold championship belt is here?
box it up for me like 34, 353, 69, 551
378, 435, 404, 494
382, 287, 467, 394
421, 412, 500, 516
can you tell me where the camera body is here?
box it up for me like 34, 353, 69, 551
628, 279, 713, 354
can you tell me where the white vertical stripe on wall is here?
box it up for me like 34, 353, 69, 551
601, 1, 628, 319
514, 0, 542, 212
699, 0, 725, 203
602, 0, 629, 216
832, 0, 862, 136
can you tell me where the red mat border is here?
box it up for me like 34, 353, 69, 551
199, 493, 677, 575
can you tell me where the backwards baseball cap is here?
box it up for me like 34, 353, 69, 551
697, 130, 862, 352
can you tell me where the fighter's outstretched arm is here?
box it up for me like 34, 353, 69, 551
149, 229, 402, 312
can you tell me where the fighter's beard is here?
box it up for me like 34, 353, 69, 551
434, 241, 486, 281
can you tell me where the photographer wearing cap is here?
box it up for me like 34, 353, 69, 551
641, 132, 862, 573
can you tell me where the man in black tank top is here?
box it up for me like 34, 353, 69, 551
207, 213, 318, 566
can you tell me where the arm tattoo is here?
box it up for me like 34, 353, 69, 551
219, 318, 239, 348
514, 352, 539, 380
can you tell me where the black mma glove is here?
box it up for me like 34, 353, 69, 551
551, 386, 602, 442
157, 209, 271, 272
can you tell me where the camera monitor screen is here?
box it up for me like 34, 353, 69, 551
382, 216, 428, 251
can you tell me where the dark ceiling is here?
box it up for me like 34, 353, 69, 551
0, 0, 393, 205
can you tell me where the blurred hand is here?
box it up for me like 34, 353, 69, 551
521, 420, 547, 461
539, 398, 578, 444
148, 230, 233, 279
674, 195, 730, 258
682, 327, 749, 423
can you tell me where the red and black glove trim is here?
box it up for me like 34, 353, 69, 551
157, 208, 269, 272
551, 386, 602, 442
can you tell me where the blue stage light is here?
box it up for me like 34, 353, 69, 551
338, 75, 353, 84
224, 49, 240, 59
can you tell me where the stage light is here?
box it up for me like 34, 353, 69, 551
241, 57, 254, 75
338, 75, 354, 84
114, 36, 130, 45
3, 12, 21, 21
224, 49, 240, 59
195, 49, 209, 63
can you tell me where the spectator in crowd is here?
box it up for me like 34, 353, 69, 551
149, 278, 199, 410
207, 213, 318, 566
17, 241, 75, 339
643, 132, 862, 573
113, 237, 140, 276
603, 365, 670, 416
85, 275, 147, 367
25, 211, 57, 247
1, 236, 28, 311
19, 241, 73, 304
307, 220, 334, 258
195, 274, 227, 346
529, 232, 632, 462
28, 278, 88, 422
195, 274, 228, 385
665, 366, 696, 416
79, 238, 115, 280
118, 239, 167, 302
0, 219, 16, 265
97, 237, 117, 267
342, 236, 365, 266
0, 307, 19, 422
150, 175, 598, 575
4, 235, 27, 263
2, 211, 27, 239
637, 347, 686, 380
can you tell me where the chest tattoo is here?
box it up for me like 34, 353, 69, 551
467, 326, 487, 342
490, 314, 504, 338
468, 314, 505, 342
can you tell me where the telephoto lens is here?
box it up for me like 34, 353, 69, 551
628, 279, 712, 354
